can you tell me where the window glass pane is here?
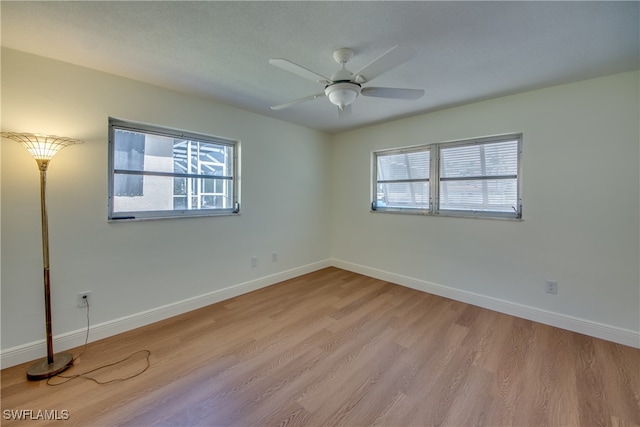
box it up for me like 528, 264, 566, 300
439, 178, 517, 212
377, 182, 429, 209
377, 150, 429, 181
440, 140, 518, 179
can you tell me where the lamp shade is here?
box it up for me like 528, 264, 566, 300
0, 132, 82, 161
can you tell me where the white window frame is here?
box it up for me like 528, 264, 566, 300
108, 118, 239, 221
372, 133, 522, 220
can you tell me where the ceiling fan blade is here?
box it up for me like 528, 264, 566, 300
269, 58, 331, 84
337, 104, 352, 118
361, 87, 425, 100
352, 45, 416, 84
270, 92, 325, 111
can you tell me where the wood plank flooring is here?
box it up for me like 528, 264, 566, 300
2, 267, 639, 426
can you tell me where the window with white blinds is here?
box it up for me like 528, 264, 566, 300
373, 134, 522, 219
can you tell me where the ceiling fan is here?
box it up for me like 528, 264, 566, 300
269, 45, 425, 116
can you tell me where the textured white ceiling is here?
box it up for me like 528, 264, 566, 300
1, 1, 638, 133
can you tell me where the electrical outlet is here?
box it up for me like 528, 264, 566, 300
78, 291, 91, 308
251, 256, 258, 268
272, 252, 278, 262
545, 280, 558, 294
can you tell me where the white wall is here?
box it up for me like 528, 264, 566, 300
331, 71, 640, 346
1, 49, 332, 362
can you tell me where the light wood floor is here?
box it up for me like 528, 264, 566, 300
2, 268, 639, 426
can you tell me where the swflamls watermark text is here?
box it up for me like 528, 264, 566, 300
3, 409, 70, 421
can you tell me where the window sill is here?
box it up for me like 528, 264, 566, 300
109, 211, 240, 222
370, 209, 522, 221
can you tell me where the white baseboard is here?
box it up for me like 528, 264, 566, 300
1, 259, 332, 369
330, 258, 640, 349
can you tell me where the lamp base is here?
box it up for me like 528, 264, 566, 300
26, 352, 74, 381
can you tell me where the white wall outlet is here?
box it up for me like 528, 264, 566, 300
78, 291, 91, 308
545, 280, 558, 294
272, 252, 278, 262
251, 256, 258, 268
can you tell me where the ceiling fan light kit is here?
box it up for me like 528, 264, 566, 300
325, 82, 361, 110
270, 45, 425, 115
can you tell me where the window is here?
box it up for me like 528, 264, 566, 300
373, 134, 522, 219
109, 118, 239, 220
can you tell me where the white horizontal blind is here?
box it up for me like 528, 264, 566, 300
376, 149, 430, 209
439, 140, 519, 214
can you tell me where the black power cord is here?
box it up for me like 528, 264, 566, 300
47, 298, 151, 386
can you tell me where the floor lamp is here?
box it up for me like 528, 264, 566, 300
1, 132, 82, 380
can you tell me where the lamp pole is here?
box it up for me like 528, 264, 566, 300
37, 159, 55, 365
